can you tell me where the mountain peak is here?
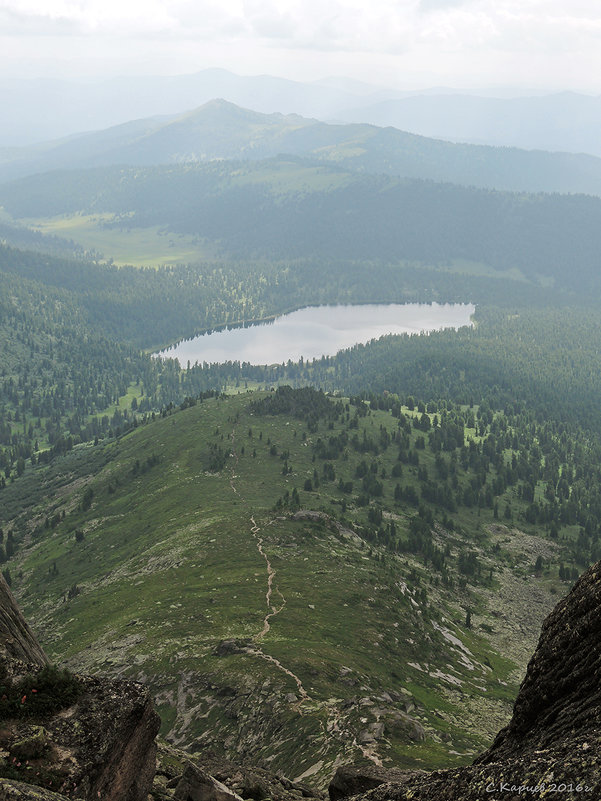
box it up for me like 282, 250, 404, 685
181, 98, 307, 126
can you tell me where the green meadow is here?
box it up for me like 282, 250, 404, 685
6, 390, 566, 785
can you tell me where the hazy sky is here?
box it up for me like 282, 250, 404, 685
1, 0, 600, 92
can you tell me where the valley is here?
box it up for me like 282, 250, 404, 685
1, 83, 601, 798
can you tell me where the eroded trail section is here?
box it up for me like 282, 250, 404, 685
251, 515, 285, 640
228, 428, 311, 710
227, 427, 384, 762
248, 647, 310, 710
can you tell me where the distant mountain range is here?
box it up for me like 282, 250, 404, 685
0, 69, 398, 148
338, 92, 601, 157
3, 99, 601, 197
2, 69, 601, 157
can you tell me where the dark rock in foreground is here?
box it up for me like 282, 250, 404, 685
172, 763, 245, 801
0, 781, 69, 800
330, 561, 601, 801
0, 574, 160, 800
328, 765, 422, 801
153, 744, 324, 801
0, 575, 47, 666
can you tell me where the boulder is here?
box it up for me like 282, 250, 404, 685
214, 640, 251, 657
0, 780, 68, 800
328, 766, 417, 801
9, 726, 48, 760
173, 763, 245, 801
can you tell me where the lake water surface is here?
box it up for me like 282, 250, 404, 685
158, 303, 474, 366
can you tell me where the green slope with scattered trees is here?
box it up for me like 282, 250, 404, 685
4, 236, 601, 499
0, 388, 586, 785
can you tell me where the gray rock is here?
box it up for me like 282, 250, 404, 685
214, 639, 250, 657
174, 764, 245, 801
328, 765, 419, 800
0, 781, 68, 800
0, 574, 47, 666
9, 726, 48, 760
385, 712, 425, 742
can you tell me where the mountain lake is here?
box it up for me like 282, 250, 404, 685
157, 302, 475, 366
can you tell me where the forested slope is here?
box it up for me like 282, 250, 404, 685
4, 236, 601, 491
4, 159, 601, 292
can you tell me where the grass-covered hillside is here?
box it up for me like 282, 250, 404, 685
2, 388, 580, 786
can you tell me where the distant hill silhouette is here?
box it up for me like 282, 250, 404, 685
3, 99, 601, 196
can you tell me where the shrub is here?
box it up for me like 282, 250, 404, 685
0, 665, 81, 719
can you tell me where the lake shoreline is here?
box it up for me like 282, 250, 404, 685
156, 302, 475, 367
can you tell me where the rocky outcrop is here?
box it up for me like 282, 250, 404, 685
328, 766, 420, 801
0, 780, 69, 800
0, 664, 160, 800
331, 559, 601, 801
153, 744, 324, 801
0, 575, 47, 666
0, 575, 160, 800
172, 763, 245, 801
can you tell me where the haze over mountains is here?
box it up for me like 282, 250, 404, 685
0, 70, 401, 147
339, 92, 601, 157
4, 99, 601, 200
4, 95, 601, 298
3, 69, 601, 158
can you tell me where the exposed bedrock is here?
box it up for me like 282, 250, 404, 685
0, 574, 160, 801
329, 560, 601, 801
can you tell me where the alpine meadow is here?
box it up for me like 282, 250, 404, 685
2, 28, 601, 801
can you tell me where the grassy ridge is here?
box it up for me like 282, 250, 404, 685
4, 390, 571, 785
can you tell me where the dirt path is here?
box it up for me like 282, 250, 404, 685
355, 739, 384, 767
228, 428, 311, 710
227, 427, 383, 765
247, 646, 310, 711
250, 515, 286, 640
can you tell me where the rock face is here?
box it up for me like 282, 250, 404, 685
328, 766, 419, 801
172, 763, 245, 801
0, 575, 47, 666
330, 560, 601, 801
0, 575, 160, 800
